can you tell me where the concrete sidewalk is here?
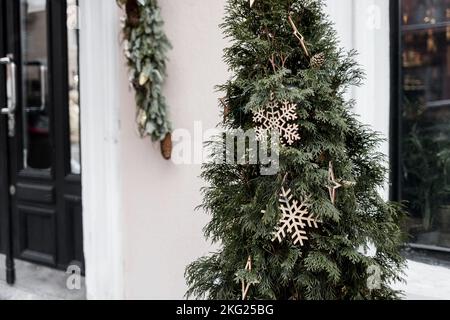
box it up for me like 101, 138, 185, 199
0, 255, 86, 300
0, 256, 449, 300
392, 260, 450, 300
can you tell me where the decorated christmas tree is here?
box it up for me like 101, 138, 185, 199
186, 0, 406, 300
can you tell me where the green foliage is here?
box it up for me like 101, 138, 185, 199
120, 0, 172, 141
185, 0, 405, 300
402, 99, 450, 231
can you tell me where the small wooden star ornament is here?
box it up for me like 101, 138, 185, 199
288, 13, 310, 57
219, 97, 230, 122
327, 161, 342, 205
241, 256, 252, 300
342, 180, 356, 188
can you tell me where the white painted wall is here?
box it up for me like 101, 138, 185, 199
325, 0, 391, 196
80, 0, 391, 299
119, 0, 228, 299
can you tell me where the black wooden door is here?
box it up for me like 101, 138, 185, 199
0, 0, 83, 273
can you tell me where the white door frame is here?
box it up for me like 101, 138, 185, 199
79, 0, 124, 299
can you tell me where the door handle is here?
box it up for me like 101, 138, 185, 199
39, 64, 47, 112
25, 61, 47, 112
0, 54, 16, 137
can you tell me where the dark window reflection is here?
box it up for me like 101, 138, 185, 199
67, 0, 80, 175
401, 0, 450, 248
21, 0, 51, 170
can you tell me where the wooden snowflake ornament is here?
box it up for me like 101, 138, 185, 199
268, 187, 321, 246
241, 256, 252, 300
253, 100, 300, 146
327, 162, 342, 205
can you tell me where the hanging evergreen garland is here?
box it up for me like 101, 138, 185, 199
118, 0, 173, 159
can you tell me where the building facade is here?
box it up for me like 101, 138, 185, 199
0, 0, 449, 299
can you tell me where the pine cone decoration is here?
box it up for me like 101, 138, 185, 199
310, 52, 325, 69
126, 0, 141, 28
318, 151, 327, 164
131, 78, 146, 93
161, 133, 173, 160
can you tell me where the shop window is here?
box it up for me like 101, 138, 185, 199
394, 0, 450, 250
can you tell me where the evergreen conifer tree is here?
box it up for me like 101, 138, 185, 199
186, 0, 405, 300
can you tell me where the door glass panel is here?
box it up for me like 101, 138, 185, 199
400, 0, 450, 249
67, 0, 80, 174
20, 0, 51, 171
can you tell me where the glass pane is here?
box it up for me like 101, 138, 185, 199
401, 0, 450, 249
67, 0, 80, 174
402, 0, 450, 26
21, 0, 51, 171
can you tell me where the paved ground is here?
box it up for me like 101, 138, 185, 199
392, 260, 450, 300
0, 255, 86, 300
0, 255, 449, 300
